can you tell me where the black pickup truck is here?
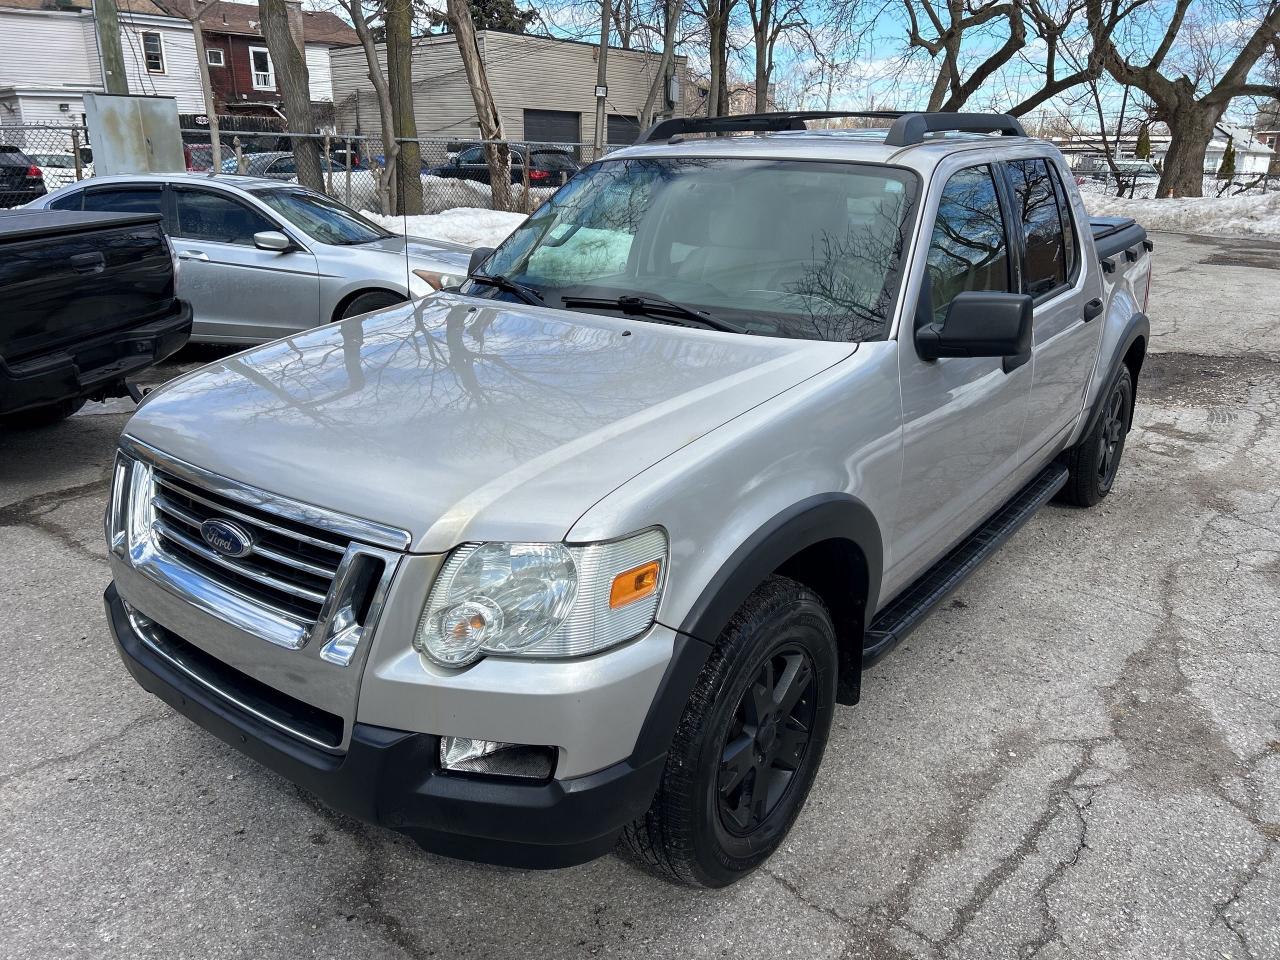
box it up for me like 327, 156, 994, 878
0, 210, 192, 427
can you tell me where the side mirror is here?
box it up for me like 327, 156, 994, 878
468, 245, 495, 276
253, 230, 293, 252
916, 291, 1033, 370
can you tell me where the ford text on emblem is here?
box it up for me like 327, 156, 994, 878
200, 518, 254, 558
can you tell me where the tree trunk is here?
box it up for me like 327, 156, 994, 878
639, 0, 679, 132
344, 0, 396, 214
187, 9, 222, 170
385, 0, 423, 215
1160, 107, 1217, 198
259, 0, 323, 192
707, 12, 724, 117
751, 0, 773, 111
446, 0, 513, 211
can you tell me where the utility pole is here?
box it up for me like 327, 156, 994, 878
593, 0, 611, 157
92, 0, 129, 94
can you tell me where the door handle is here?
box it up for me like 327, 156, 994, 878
69, 251, 104, 273
178, 250, 209, 262
1083, 297, 1104, 322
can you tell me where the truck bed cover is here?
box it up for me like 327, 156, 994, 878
1089, 216, 1149, 262
0, 209, 162, 243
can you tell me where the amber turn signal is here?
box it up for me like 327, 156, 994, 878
609, 560, 661, 609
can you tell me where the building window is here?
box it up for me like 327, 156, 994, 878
248, 46, 274, 91
206, 48, 225, 67
141, 31, 165, 74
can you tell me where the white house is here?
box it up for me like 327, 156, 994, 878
1052, 122, 1275, 176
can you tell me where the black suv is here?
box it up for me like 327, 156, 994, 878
0, 146, 47, 208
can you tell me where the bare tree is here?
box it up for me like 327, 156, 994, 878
337, 0, 398, 214
744, 0, 810, 110
694, 0, 737, 115
445, 0, 515, 210
904, 0, 1027, 110
639, 0, 681, 130
385, 0, 423, 214
259, 0, 325, 192
1087, 0, 1280, 196
176, 0, 222, 170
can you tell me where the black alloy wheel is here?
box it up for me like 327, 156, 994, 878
717, 645, 817, 835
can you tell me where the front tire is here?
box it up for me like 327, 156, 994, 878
1058, 366, 1133, 507
336, 290, 406, 322
620, 576, 837, 887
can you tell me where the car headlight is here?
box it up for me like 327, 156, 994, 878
415, 528, 667, 667
412, 268, 467, 291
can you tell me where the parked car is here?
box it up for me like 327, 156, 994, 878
0, 146, 47, 208
219, 151, 369, 179
0, 209, 190, 426
27, 152, 92, 191
31, 174, 471, 344
101, 111, 1152, 887
428, 144, 580, 186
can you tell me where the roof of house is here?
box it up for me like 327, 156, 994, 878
0, 0, 358, 45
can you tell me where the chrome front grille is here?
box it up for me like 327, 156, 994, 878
151, 468, 346, 624
110, 436, 408, 668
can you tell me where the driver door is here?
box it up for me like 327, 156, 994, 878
886, 162, 1033, 596
168, 186, 320, 342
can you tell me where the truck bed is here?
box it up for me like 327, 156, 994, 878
1089, 216, 1149, 262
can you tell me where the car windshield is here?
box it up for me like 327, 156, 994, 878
251, 187, 391, 244
477, 157, 917, 342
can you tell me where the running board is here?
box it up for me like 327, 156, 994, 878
863, 463, 1069, 666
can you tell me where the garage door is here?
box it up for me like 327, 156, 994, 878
607, 114, 641, 145
523, 109, 581, 145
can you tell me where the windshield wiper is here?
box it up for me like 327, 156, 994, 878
467, 272, 544, 306
560, 293, 742, 333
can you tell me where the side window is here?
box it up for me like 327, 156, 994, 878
48, 189, 84, 211
267, 157, 296, 175
457, 147, 483, 164
81, 188, 164, 215
173, 190, 275, 245
1007, 159, 1069, 297
1048, 162, 1078, 282
926, 165, 1010, 321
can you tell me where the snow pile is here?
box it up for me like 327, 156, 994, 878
363, 207, 527, 248
1081, 189, 1280, 238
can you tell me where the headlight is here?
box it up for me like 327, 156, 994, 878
412, 268, 467, 291
415, 528, 667, 667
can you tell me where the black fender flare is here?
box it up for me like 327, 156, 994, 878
631, 495, 884, 764
1082, 312, 1149, 440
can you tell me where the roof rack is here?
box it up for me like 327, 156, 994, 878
635, 110, 1028, 147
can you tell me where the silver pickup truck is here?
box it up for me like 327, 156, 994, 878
103, 111, 1152, 888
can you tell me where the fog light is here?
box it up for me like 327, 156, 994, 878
439, 736, 555, 779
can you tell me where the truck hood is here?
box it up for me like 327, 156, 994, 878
126, 295, 851, 552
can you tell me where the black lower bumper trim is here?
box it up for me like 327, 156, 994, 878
106, 583, 665, 869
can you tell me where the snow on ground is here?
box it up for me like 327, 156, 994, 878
1081, 189, 1280, 239
363, 207, 528, 248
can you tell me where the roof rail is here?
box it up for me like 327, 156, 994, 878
635, 110, 1027, 147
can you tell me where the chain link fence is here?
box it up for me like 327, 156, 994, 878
0, 123, 613, 216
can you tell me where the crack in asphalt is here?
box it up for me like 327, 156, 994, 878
0, 711, 170, 791
0, 473, 113, 565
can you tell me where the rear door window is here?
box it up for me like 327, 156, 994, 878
1006, 159, 1072, 297
81, 187, 164, 215
173, 188, 276, 245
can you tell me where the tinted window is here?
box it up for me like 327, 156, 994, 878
534, 151, 575, 171
48, 190, 84, 211
82, 188, 164, 215
267, 157, 296, 175
457, 147, 484, 164
926, 166, 1010, 320
1007, 159, 1068, 296
174, 189, 275, 244
0, 148, 31, 168
252, 188, 389, 244
1048, 163, 1077, 281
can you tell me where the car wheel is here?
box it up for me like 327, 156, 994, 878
0, 397, 86, 428
619, 575, 837, 887
1058, 366, 1133, 507
337, 290, 406, 322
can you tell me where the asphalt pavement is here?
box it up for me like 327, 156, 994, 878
1, 231, 1277, 959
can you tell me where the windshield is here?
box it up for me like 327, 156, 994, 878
476, 157, 917, 342
251, 188, 391, 245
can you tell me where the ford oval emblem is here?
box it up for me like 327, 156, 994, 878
200, 518, 253, 558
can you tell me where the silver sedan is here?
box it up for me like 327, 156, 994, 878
30, 173, 472, 344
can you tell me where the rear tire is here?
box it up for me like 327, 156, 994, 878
0, 397, 85, 428
1058, 366, 1133, 507
619, 575, 837, 887
337, 290, 405, 322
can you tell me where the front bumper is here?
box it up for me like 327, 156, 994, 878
107, 583, 687, 869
